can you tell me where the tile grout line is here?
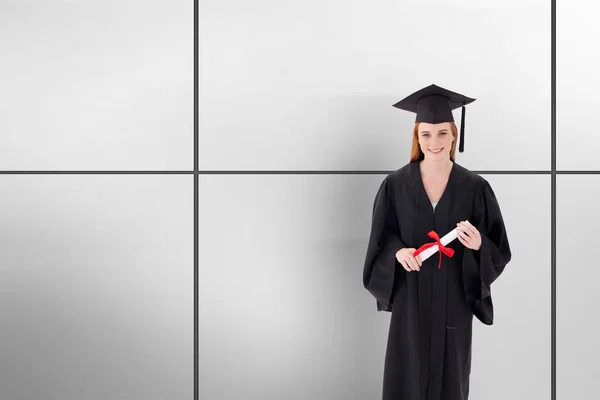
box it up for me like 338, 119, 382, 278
194, 0, 199, 399
552, 0, 557, 398
1, 170, 598, 174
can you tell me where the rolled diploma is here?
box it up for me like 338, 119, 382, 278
415, 220, 470, 262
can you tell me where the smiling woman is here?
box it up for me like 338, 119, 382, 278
362, 84, 512, 400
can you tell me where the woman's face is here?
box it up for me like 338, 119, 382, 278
418, 122, 454, 159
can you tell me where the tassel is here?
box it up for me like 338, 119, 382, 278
458, 104, 465, 153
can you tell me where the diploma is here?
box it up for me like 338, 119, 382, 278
413, 220, 470, 268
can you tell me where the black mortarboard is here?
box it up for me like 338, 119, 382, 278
392, 84, 476, 153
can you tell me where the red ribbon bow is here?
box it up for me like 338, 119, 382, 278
413, 230, 455, 269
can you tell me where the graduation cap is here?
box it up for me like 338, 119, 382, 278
392, 84, 476, 153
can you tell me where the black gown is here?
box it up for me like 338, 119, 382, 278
363, 160, 512, 400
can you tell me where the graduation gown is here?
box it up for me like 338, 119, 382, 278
363, 160, 512, 400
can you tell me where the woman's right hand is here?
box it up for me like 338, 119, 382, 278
396, 248, 422, 272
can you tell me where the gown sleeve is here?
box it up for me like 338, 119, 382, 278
363, 176, 407, 312
462, 180, 512, 325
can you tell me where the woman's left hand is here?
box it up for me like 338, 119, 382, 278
456, 220, 482, 251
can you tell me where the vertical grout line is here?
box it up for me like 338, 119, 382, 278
194, 0, 199, 399
551, 0, 556, 398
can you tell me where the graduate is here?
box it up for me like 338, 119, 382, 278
362, 84, 512, 400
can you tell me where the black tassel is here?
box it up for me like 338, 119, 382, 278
458, 104, 465, 153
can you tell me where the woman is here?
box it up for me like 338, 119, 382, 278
362, 84, 512, 400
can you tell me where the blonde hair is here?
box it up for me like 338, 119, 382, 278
409, 121, 458, 163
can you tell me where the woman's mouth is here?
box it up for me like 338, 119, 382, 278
429, 148, 443, 154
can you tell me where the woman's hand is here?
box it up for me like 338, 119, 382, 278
396, 248, 422, 272
456, 220, 482, 251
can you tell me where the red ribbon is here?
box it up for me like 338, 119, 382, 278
413, 230, 455, 269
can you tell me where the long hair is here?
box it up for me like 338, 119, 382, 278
409, 121, 458, 163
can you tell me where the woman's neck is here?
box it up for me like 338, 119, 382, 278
419, 158, 453, 179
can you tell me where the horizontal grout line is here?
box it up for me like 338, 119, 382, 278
0, 170, 599, 175
0, 171, 195, 174
200, 170, 553, 175
199, 170, 600, 175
